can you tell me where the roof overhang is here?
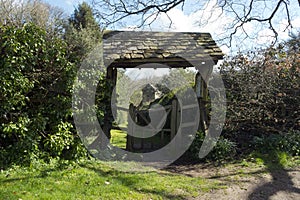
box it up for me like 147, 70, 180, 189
103, 30, 223, 69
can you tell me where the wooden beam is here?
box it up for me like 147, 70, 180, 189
107, 57, 219, 68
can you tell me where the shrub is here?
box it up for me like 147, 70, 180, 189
251, 130, 300, 156
220, 41, 300, 136
187, 131, 237, 162
0, 23, 87, 167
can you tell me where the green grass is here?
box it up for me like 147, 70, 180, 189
249, 151, 300, 169
0, 159, 223, 200
1, 153, 299, 200
110, 129, 171, 151
111, 129, 127, 149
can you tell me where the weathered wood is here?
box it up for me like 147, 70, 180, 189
102, 67, 117, 149
201, 76, 209, 131
176, 100, 182, 151
195, 71, 210, 133
116, 106, 129, 112
126, 103, 136, 151
171, 99, 177, 140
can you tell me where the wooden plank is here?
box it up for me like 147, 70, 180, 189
155, 108, 171, 131
182, 103, 199, 110
116, 106, 129, 112
181, 122, 199, 128
108, 57, 218, 68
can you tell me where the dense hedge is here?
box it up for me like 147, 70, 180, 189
186, 39, 300, 162
0, 24, 87, 167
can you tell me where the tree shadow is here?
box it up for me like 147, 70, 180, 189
247, 152, 300, 199
79, 163, 188, 200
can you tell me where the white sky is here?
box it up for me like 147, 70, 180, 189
48, 0, 300, 55
47, 0, 300, 79
140, 0, 300, 54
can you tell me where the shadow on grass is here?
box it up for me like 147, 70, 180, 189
1, 160, 188, 199
247, 152, 300, 199
79, 163, 188, 200
0, 162, 70, 184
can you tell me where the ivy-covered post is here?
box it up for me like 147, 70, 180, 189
102, 67, 117, 148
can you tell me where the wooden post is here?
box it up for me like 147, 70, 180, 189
126, 103, 135, 151
201, 76, 209, 130
195, 72, 209, 133
195, 72, 204, 132
102, 67, 117, 148
176, 99, 182, 151
170, 99, 177, 140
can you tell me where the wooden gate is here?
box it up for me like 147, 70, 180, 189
126, 99, 199, 152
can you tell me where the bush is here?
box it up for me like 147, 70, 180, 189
0, 23, 87, 168
251, 130, 300, 156
220, 42, 300, 136
218, 38, 300, 158
187, 131, 237, 162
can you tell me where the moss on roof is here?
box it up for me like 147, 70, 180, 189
103, 30, 223, 68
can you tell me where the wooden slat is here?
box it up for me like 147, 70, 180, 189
182, 103, 199, 110
181, 122, 198, 128
116, 106, 129, 112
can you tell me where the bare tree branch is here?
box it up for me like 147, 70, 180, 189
92, 0, 299, 47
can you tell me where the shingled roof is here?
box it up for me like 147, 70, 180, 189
103, 30, 223, 68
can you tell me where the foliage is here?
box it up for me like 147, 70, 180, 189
0, 23, 87, 167
160, 68, 196, 90
187, 131, 237, 162
64, 2, 108, 124
220, 38, 300, 136
69, 1, 100, 31
65, 1, 102, 63
251, 130, 300, 156
212, 35, 300, 160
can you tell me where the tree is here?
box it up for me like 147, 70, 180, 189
91, 0, 300, 46
65, 1, 102, 62
0, 0, 66, 36
69, 1, 100, 31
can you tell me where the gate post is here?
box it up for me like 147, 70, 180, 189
126, 103, 136, 151
102, 67, 117, 149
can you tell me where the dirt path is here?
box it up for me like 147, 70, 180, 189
166, 163, 300, 200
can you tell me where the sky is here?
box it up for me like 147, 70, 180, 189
45, 0, 84, 14
46, 0, 300, 79
47, 0, 300, 55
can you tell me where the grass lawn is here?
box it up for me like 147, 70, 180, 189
2, 130, 299, 200
110, 129, 171, 151
110, 129, 127, 149
0, 160, 223, 200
